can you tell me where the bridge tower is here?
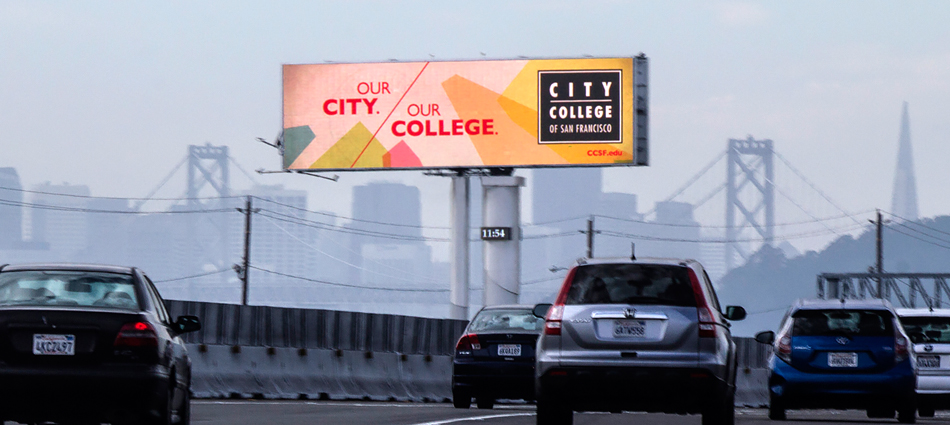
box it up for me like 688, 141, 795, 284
891, 102, 919, 221
182, 144, 232, 292
725, 137, 775, 271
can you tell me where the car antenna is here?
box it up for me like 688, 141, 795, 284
630, 243, 636, 261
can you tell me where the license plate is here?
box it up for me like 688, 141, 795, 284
613, 320, 646, 338
33, 334, 75, 356
828, 352, 858, 367
497, 344, 521, 357
918, 355, 940, 369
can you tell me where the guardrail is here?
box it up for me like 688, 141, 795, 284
167, 300, 774, 404
166, 300, 468, 356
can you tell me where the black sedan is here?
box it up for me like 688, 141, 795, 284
0, 263, 201, 425
452, 304, 545, 409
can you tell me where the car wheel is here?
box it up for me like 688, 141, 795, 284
148, 380, 175, 425
867, 407, 895, 418
767, 395, 786, 421
917, 405, 935, 418
178, 387, 191, 425
536, 398, 572, 425
476, 397, 494, 409
703, 387, 735, 425
897, 401, 916, 424
452, 389, 471, 409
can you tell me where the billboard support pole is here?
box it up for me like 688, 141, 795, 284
482, 174, 525, 307
449, 170, 470, 320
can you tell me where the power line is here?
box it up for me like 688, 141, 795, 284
0, 199, 235, 215
599, 221, 867, 244
249, 266, 449, 293
885, 225, 950, 251
256, 209, 450, 242
522, 231, 582, 240
252, 196, 451, 230
886, 220, 950, 246
258, 214, 444, 285
593, 210, 873, 229
882, 211, 950, 239
0, 184, 240, 202
153, 269, 230, 283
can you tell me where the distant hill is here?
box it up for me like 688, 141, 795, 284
718, 215, 950, 336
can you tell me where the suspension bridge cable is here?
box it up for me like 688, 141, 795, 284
258, 214, 443, 285
773, 150, 861, 225
660, 150, 728, 204
764, 176, 841, 236
249, 266, 449, 293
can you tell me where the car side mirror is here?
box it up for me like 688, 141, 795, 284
724, 306, 746, 321
533, 303, 553, 319
174, 315, 201, 334
754, 331, 775, 345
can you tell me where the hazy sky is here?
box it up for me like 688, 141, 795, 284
3, 1, 950, 255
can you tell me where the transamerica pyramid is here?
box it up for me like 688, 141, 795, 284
890, 102, 919, 221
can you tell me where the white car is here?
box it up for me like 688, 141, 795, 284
897, 308, 950, 418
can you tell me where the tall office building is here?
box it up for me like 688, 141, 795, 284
891, 102, 919, 221
31, 182, 91, 260
0, 168, 22, 249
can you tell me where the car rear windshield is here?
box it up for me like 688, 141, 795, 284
564, 264, 696, 307
0, 271, 140, 311
792, 310, 894, 337
468, 309, 542, 332
900, 316, 950, 343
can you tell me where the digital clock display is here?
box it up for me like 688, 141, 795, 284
480, 227, 512, 241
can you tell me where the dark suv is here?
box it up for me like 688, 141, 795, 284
534, 257, 746, 425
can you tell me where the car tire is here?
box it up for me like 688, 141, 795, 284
536, 398, 572, 425
452, 389, 471, 409
178, 387, 191, 425
476, 397, 494, 409
897, 401, 916, 424
702, 387, 735, 425
917, 405, 935, 418
867, 407, 895, 418
767, 396, 786, 421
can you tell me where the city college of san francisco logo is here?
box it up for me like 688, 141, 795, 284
538, 70, 622, 144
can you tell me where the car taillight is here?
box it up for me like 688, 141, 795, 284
545, 305, 564, 335
894, 322, 909, 363
775, 331, 792, 363
455, 333, 481, 355
688, 269, 718, 338
114, 322, 158, 348
544, 267, 576, 336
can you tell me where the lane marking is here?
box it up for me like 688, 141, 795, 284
411, 413, 535, 425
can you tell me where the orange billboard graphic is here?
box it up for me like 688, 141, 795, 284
282, 58, 642, 170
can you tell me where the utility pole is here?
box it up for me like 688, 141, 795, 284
235, 196, 258, 306
579, 216, 600, 258
875, 209, 884, 275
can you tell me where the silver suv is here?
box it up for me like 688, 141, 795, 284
534, 257, 746, 425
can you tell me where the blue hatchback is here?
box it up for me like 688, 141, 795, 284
755, 299, 917, 423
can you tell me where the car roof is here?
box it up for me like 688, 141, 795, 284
791, 298, 895, 312
0, 263, 136, 275
478, 304, 535, 311
576, 257, 699, 267
896, 308, 950, 318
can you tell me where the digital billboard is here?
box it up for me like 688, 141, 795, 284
282, 57, 646, 171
